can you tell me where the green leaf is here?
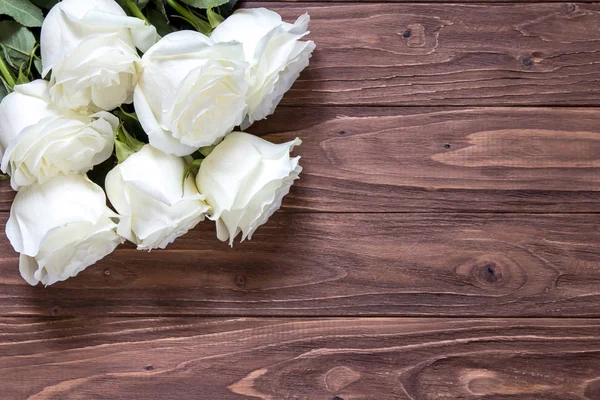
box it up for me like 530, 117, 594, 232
115, 124, 145, 164
179, 0, 227, 9
147, 7, 174, 36
115, 140, 137, 164
206, 7, 223, 28
30, 0, 57, 9
182, 158, 203, 192
0, 0, 44, 27
0, 21, 36, 69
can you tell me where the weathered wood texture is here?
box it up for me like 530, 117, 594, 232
1, 212, 599, 317
252, 0, 597, 2
2, 107, 600, 213
1, 317, 599, 399
248, 3, 600, 106
2, 1, 600, 397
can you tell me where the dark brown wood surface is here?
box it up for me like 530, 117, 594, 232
1, 317, 600, 399
1, 212, 600, 317
3, 106, 600, 213
2, 0, 600, 399
263, 3, 600, 107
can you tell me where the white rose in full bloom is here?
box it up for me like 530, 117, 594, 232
211, 8, 315, 128
6, 174, 123, 286
106, 145, 210, 250
196, 132, 301, 245
134, 31, 248, 156
0, 80, 117, 191
41, 0, 158, 112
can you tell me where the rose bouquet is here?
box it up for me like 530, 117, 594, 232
0, 0, 314, 286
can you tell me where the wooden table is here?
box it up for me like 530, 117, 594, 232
2, 1, 600, 399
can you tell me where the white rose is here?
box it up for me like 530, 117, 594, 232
134, 31, 248, 156
211, 8, 315, 128
6, 174, 123, 286
0, 80, 117, 191
196, 132, 301, 245
106, 145, 210, 250
41, 0, 158, 112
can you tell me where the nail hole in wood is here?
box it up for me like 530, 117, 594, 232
236, 275, 246, 286
403, 30, 412, 38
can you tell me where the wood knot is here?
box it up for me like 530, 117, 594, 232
235, 274, 246, 287
402, 24, 426, 47
462, 370, 503, 395
143, 365, 154, 371
103, 268, 111, 276
454, 255, 525, 293
522, 57, 533, 67
566, 3, 576, 13
473, 262, 505, 286
50, 305, 61, 316
324, 366, 361, 393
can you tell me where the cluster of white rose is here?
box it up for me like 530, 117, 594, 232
0, 0, 314, 286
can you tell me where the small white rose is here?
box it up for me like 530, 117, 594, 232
41, 0, 158, 112
105, 144, 210, 250
6, 174, 123, 286
211, 8, 315, 128
134, 31, 248, 156
196, 132, 301, 246
0, 80, 117, 191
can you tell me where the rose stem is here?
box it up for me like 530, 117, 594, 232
125, 0, 150, 24
166, 0, 212, 33
0, 56, 16, 89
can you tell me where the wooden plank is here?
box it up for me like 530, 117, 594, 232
1, 212, 599, 317
1, 317, 599, 399
247, 2, 600, 106
252, 0, 598, 2
2, 107, 600, 213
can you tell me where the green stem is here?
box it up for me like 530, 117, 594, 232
166, 0, 211, 33
125, 0, 149, 24
166, 0, 193, 20
0, 56, 16, 89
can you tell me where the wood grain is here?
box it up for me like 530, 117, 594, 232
1, 1, 599, 395
1, 212, 599, 317
247, 2, 600, 106
251, 0, 597, 2
1, 317, 599, 399
2, 107, 600, 213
